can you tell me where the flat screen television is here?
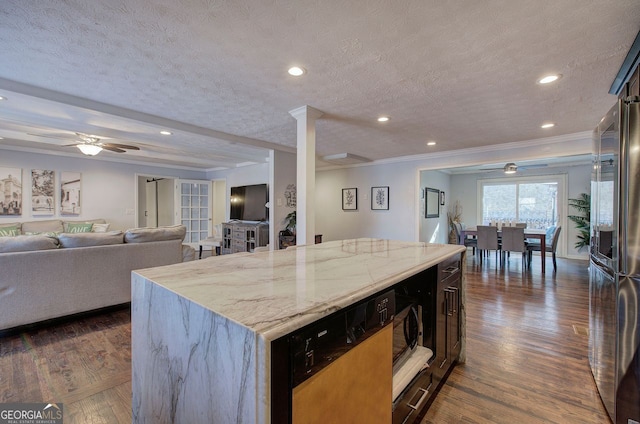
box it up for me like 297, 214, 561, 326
230, 184, 269, 221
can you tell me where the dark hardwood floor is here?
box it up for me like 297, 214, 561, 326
0, 253, 609, 423
422, 253, 609, 423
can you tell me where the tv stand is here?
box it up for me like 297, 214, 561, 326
221, 221, 269, 254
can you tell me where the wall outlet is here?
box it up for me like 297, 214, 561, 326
125, 208, 135, 215
277, 198, 283, 206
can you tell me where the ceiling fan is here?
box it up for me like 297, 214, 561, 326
28, 132, 141, 156
64, 133, 140, 156
481, 162, 548, 174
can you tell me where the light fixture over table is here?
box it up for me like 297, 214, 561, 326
503, 163, 517, 174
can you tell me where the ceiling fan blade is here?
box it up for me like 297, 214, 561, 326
519, 164, 548, 170
61, 143, 81, 147
102, 145, 126, 153
28, 132, 76, 140
104, 143, 140, 150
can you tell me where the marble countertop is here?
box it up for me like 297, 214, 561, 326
133, 238, 465, 341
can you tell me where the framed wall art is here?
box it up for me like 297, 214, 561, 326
60, 171, 81, 215
342, 188, 357, 210
0, 167, 22, 216
31, 169, 55, 215
425, 187, 440, 218
371, 186, 389, 210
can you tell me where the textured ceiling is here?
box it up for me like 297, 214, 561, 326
0, 0, 639, 170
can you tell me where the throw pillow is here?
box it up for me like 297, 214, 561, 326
24, 231, 60, 238
124, 225, 186, 243
92, 223, 111, 233
57, 231, 124, 248
0, 225, 20, 237
0, 235, 60, 253
65, 222, 94, 233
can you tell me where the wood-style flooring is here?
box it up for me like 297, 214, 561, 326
421, 253, 609, 423
0, 253, 610, 423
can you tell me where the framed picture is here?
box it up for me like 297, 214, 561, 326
371, 186, 389, 210
31, 169, 55, 216
60, 171, 81, 215
342, 188, 357, 210
440, 191, 446, 206
425, 187, 440, 218
0, 167, 22, 216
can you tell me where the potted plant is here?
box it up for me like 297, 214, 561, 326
279, 210, 297, 249
283, 210, 296, 235
568, 193, 590, 250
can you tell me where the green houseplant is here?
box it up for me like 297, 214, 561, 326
283, 210, 296, 235
568, 193, 591, 250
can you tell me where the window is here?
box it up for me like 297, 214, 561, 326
479, 176, 563, 230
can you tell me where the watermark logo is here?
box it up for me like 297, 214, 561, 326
0, 403, 63, 424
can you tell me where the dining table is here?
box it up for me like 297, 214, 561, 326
461, 227, 548, 273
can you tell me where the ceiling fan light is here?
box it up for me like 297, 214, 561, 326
77, 144, 103, 156
504, 163, 517, 174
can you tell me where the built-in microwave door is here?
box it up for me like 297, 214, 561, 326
591, 102, 619, 269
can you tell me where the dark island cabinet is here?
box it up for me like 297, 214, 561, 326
434, 252, 462, 384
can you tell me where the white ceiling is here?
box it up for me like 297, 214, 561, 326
0, 1, 638, 170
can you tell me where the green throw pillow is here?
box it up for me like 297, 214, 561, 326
66, 222, 94, 233
0, 225, 20, 237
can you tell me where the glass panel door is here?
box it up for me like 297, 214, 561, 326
176, 179, 211, 246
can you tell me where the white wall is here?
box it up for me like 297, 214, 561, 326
269, 151, 296, 247
0, 150, 204, 230
314, 157, 591, 255
419, 170, 451, 244
316, 161, 419, 242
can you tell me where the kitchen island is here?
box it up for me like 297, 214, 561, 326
132, 239, 466, 423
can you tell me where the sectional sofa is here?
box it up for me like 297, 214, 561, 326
0, 219, 193, 332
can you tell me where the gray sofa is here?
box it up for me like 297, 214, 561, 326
0, 219, 192, 331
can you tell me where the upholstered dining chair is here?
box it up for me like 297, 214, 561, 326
500, 226, 527, 268
527, 226, 562, 271
476, 225, 500, 263
453, 222, 477, 254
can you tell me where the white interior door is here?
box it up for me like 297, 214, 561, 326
145, 181, 157, 227
175, 179, 212, 246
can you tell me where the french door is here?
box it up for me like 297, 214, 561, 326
175, 179, 212, 246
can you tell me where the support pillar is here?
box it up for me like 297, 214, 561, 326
289, 105, 323, 246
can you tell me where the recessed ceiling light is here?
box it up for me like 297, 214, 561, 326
538, 74, 561, 84
427, 141, 436, 146
160, 130, 172, 135
0, 137, 4, 140
377, 116, 390, 123
0, 96, 6, 101
541, 123, 555, 129
288, 66, 306, 76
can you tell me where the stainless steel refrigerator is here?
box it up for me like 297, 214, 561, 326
590, 97, 640, 424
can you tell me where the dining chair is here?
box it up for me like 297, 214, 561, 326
453, 222, 477, 254
500, 226, 527, 268
476, 225, 500, 263
527, 226, 562, 271
515, 222, 527, 228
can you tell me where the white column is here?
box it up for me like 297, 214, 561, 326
289, 105, 323, 246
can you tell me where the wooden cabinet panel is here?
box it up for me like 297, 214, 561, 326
434, 253, 462, 384
292, 324, 392, 424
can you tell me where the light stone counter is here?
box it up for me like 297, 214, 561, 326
132, 238, 465, 423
